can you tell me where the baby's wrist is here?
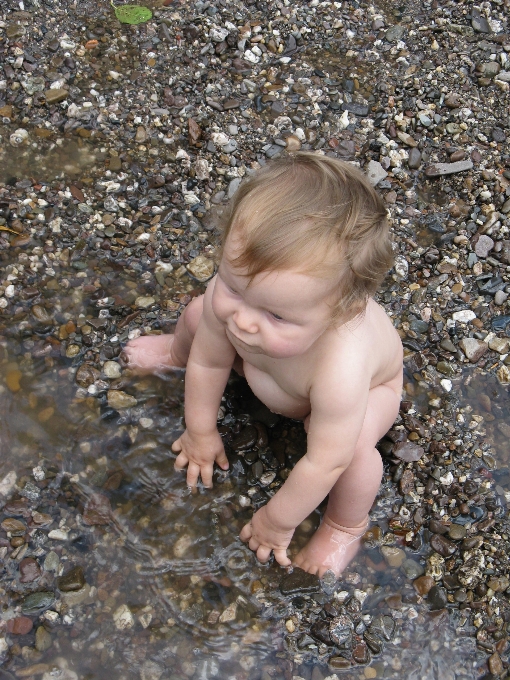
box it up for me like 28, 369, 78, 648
260, 501, 296, 533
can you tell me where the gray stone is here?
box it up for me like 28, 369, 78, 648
341, 102, 369, 116
474, 234, 494, 258
385, 25, 405, 42
366, 160, 388, 186
424, 160, 473, 177
494, 290, 508, 306
458, 337, 488, 362
407, 148, 422, 169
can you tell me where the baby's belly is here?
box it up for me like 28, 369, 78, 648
242, 361, 310, 419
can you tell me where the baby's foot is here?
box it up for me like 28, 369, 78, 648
120, 335, 184, 375
293, 515, 368, 578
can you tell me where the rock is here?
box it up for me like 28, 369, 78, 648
21, 591, 55, 614
60, 583, 93, 607
135, 296, 156, 309
472, 9, 491, 33
103, 361, 121, 379
366, 160, 388, 186
113, 604, 135, 630
76, 364, 101, 387
413, 575, 435, 596
107, 390, 137, 409
487, 576, 509, 593
488, 652, 504, 676
393, 442, 424, 462
341, 102, 369, 116
82, 493, 112, 525
187, 255, 215, 281
352, 642, 370, 664
430, 534, 457, 557
474, 234, 494, 258
399, 469, 415, 495
43, 552, 59, 572
385, 25, 405, 42
57, 565, 86, 592
6, 616, 33, 635
381, 546, 406, 567
424, 160, 473, 177
428, 585, 448, 610
280, 568, 320, 595
2, 518, 26, 534
452, 309, 476, 323
494, 290, 508, 306
448, 524, 467, 541
135, 126, 147, 143
401, 559, 425, 579
329, 614, 354, 645
140, 661, 164, 680
35, 626, 52, 652
44, 89, 68, 105
19, 557, 41, 583
489, 337, 510, 353
310, 620, 332, 645
397, 131, 417, 147
407, 148, 422, 169
458, 338, 488, 362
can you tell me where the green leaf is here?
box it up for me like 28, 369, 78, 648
114, 4, 152, 24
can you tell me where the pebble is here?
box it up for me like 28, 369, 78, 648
103, 361, 122, 379
474, 235, 494, 258
107, 390, 137, 409
381, 546, 406, 568
366, 160, 388, 187
113, 604, 135, 630
57, 565, 86, 592
452, 309, 476, 323
458, 338, 488, 362
413, 575, 435, 596
424, 160, 474, 177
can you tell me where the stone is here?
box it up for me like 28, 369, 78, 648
430, 534, 457, 557
19, 557, 41, 583
474, 234, 494, 258
393, 441, 424, 462
6, 616, 33, 635
60, 583, 93, 607
424, 160, 473, 177
385, 25, 405, 42
381, 546, 406, 567
487, 576, 509, 593
428, 585, 448, 610
452, 309, 476, 323
187, 255, 215, 281
352, 642, 370, 664
488, 653, 504, 676
407, 148, 422, 169
113, 604, 135, 630
397, 131, 417, 147
280, 568, 320, 595
448, 524, 467, 541
21, 591, 55, 614
82, 492, 112, 525
489, 336, 510, 353
135, 126, 147, 143
35, 626, 52, 652
57, 566, 86, 592
135, 296, 156, 309
329, 615, 354, 645
341, 102, 369, 116
44, 89, 68, 105
366, 160, 388, 186
401, 559, 425, 579
413, 575, 435, 596
107, 390, 137, 409
103, 361, 121, 379
494, 290, 508, 306
458, 338, 488, 362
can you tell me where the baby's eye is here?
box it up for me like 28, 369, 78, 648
270, 312, 285, 322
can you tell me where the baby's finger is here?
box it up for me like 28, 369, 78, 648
173, 451, 188, 470
273, 548, 291, 567
215, 450, 230, 471
200, 463, 214, 489
186, 461, 200, 488
256, 545, 272, 563
171, 438, 182, 453
239, 522, 253, 542
248, 536, 260, 553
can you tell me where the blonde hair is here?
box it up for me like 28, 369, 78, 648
221, 152, 393, 323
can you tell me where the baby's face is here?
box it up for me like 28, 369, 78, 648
212, 243, 337, 359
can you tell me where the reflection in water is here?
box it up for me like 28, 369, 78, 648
0, 127, 99, 183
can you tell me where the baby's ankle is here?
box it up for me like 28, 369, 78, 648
322, 514, 369, 535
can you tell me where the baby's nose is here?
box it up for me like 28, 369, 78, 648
233, 307, 258, 333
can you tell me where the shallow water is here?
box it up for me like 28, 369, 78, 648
0, 313, 507, 678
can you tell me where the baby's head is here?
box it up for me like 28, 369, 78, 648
220, 152, 393, 324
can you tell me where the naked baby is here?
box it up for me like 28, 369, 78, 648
123, 152, 403, 577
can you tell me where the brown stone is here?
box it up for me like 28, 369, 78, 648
1, 518, 26, 534
19, 557, 42, 583
413, 575, 435, 596
7, 616, 33, 635
82, 493, 112, 525
400, 469, 415, 494
488, 652, 504, 676
430, 534, 457, 557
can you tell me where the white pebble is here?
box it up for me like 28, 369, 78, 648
440, 379, 452, 392
113, 604, 135, 630
452, 309, 476, 323
48, 529, 68, 541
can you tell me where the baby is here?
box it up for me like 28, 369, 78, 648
123, 152, 403, 577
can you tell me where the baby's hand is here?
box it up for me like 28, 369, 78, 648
171, 429, 229, 488
240, 505, 293, 567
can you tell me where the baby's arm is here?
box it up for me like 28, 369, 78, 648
172, 279, 236, 487
240, 359, 370, 564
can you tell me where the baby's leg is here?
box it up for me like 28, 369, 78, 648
121, 295, 204, 375
294, 384, 400, 577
